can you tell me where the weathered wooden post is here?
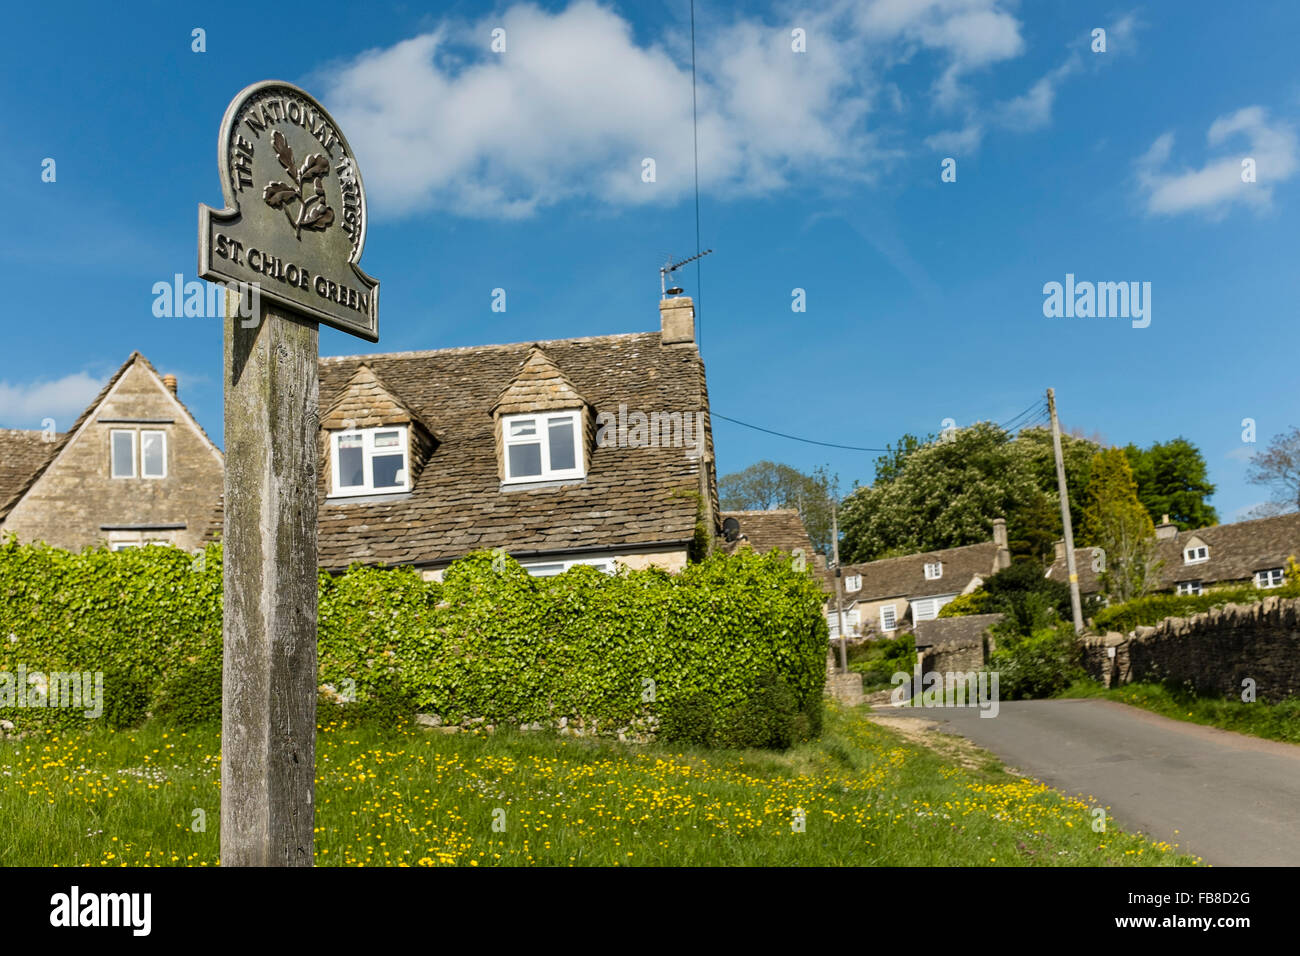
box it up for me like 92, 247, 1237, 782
199, 80, 379, 866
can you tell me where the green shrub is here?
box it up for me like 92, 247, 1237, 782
0, 538, 826, 748
847, 633, 916, 690
661, 673, 805, 750
658, 691, 715, 746
988, 623, 1084, 700
939, 559, 1080, 636
937, 591, 995, 618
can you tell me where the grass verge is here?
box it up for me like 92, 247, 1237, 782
0, 702, 1198, 866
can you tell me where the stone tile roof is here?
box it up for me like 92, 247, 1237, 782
492, 347, 592, 416
1048, 511, 1300, 594
914, 613, 1005, 648
321, 363, 431, 433
719, 509, 814, 559
822, 541, 1002, 602
314, 331, 714, 571
0, 429, 60, 518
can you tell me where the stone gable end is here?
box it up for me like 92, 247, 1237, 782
1, 358, 223, 553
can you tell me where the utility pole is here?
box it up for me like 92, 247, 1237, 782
831, 496, 848, 673
1048, 388, 1084, 634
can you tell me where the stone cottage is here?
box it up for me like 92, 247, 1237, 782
0, 352, 223, 552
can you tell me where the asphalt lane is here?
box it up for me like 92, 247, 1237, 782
875, 698, 1300, 866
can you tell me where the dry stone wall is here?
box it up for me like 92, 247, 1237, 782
1082, 596, 1300, 700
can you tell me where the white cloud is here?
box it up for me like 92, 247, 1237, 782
925, 124, 983, 152
1224, 444, 1255, 462
999, 57, 1079, 131
314, 0, 1029, 218
1136, 106, 1299, 217
0, 372, 102, 429
931, 11, 1139, 153
1107, 13, 1141, 53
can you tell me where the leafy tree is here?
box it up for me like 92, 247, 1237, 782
718, 460, 835, 556
939, 559, 1080, 633
1124, 438, 1217, 530
1246, 426, 1300, 514
1011, 426, 1099, 537
1004, 490, 1060, 565
1082, 449, 1162, 602
872, 433, 931, 485
839, 423, 1043, 562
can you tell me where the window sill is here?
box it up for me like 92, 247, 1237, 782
499, 477, 587, 493
325, 491, 413, 505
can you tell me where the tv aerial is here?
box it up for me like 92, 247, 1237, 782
660, 249, 713, 298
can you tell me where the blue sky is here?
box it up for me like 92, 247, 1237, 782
2, 0, 1298, 521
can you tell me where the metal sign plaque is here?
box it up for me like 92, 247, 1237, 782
199, 80, 378, 340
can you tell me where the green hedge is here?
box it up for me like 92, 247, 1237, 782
987, 623, 1085, 700
0, 538, 827, 748
1092, 580, 1300, 633
846, 633, 916, 691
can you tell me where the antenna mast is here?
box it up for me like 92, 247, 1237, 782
660, 249, 713, 298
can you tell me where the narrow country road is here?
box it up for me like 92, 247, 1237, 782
874, 698, 1300, 866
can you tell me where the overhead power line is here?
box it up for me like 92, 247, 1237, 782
711, 413, 890, 452
714, 397, 1051, 454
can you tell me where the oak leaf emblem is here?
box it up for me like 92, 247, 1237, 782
262, 130, 335, 238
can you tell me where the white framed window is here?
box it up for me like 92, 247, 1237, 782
911, 595, 956, 622
924, 561, 943, 580
912, 597, 937, 621
1176, 581, 1203, 596
520, 557, 612, 577
330, 426, 410, 497
1184, 545, 1209, 564
844, 574, 861, 592
502, 411, 584, 483
880, 604, 897, 631
141, 430, 167, 478
828, 608, 860, 638
1255, 568, 1284, 589
110, 430, 136, 478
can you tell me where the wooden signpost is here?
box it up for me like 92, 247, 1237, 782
199, 80, 379, 866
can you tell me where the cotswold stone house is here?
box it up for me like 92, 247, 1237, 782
1048, 511, 1300, 599
822, 519, 1013, 638
238, 294, 718, 577
0, 353, 223, 552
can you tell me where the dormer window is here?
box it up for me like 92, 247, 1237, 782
924, 561, 942, 580
502, 411, 585, 483
1184, 545, 1209, 564
330, 426, 410, 497
1255, 568, 1284, 589
844, 574, 861, 592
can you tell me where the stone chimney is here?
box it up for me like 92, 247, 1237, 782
1054, 539, 1066, 564
992, 517, 1011, 569
1154, 514, 1178, 540
660, 295, 695, 346
162, 374, 178, 397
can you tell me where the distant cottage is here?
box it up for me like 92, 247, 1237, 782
1048, 512, 1300, 599
821, 519, 1013, 638
0, 353, 223, 552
